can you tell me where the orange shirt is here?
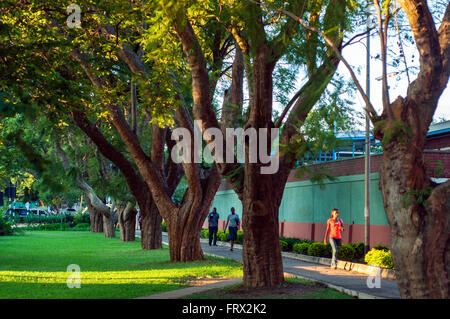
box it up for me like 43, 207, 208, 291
327, 218, 343, 239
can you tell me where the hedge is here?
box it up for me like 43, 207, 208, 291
364, 248, 394, 269
199, 228, 244, 245
293, 242, 310, 255
198, 228, 393, 266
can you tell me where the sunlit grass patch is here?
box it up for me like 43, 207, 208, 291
0, 231, 242, 298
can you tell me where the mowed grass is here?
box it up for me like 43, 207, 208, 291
0, 231, 243, 299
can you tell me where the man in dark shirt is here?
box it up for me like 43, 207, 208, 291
208, 207, 220, 246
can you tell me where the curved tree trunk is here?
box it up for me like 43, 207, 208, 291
379, 140, 450, 298
86, 196, 103, 233
118, 202, 137, 242
165, 203, 205, 262
376, 102, 450, 298
373, 0, 450, 298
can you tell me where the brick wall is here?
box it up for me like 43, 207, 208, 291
425, 134, 450, 150
218, 150, 450, 191
287, 151, 450, 182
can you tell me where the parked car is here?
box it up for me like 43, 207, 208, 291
30, 208, 49, 216
6, 208, 29, 222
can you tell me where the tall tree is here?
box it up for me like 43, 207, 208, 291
373, 0, 450, 298
285, 0, 450, 298
161, 0, 355, 287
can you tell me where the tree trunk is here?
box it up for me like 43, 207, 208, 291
118, 202, 137, 242
238, 48, 285, 288
165, 205, 204, 262
102, 211, 116, 238
86, 196, 103, 233
378, 121, 450, 298
140, 202, 162, 250
241, 197, 284, 287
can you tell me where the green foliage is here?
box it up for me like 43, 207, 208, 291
293, 242, 311, 255
337, 244, 356, 261
72, 223, 91, 231
236, 230, 244, 245
200, 228, 209, 239
73, 212, 90, 225
364, 248, 394, 269
0, 211, 15, 236
349, 242, 365, 260
279, 240, 289, 252
24, 223, 71, 231
279, 236, 310, 251
380, 120, 413, 147
373, 244, 390, 252
217, 230, 230, 242
307, 242, 328, 257
400, 187, 433, 209
162, 220, 167, 232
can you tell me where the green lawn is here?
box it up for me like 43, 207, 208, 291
0, 231, 243, 299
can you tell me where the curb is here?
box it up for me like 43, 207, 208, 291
281, 251, 396, 280
283, 272, 382, 299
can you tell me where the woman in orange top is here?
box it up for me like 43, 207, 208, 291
324, 208, 344, 269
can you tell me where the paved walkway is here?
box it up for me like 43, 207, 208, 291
135, 231, 401, 299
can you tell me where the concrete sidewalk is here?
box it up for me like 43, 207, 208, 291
135, 231, 401, 299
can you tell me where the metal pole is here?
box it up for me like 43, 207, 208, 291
364, 2, 371, 254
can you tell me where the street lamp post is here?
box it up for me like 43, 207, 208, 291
364, 2, 371, 254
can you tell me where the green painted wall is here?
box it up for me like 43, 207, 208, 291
211, 173, 389, 226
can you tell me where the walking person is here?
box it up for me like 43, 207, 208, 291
324, 208, 344, 269
224, 207, 240, 251
208, 207, 220, 246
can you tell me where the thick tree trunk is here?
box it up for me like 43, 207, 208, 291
238, 48, 285, 288
378, 124, 450, 298
241, 197, 284, 287
140, 202, 162, 250
86, 196, 103, 233
165, 205, 204, 262
118, 202, 137, 242
102, 211, 116, 238
90, 210, 104, 233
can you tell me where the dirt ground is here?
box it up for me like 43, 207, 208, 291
187, 277, 355, 299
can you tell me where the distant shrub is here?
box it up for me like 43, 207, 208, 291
350, 242, 365, 260
293, 242, 310, 255
365, 248, 394, 269
72, 223, 90, 231
25, 223, 71, 231
236, 230, 244, 245
279, 237, 307, 251
279, 240, 289, 252
373, 244, 389, 252
0, 212, 15, 236
337, 244, 356, 261
217, 230, 230, 242
73, 212, 90, 225
161, 220, 167, 232
308, 242, 328, 257
200, 229, 209, 239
